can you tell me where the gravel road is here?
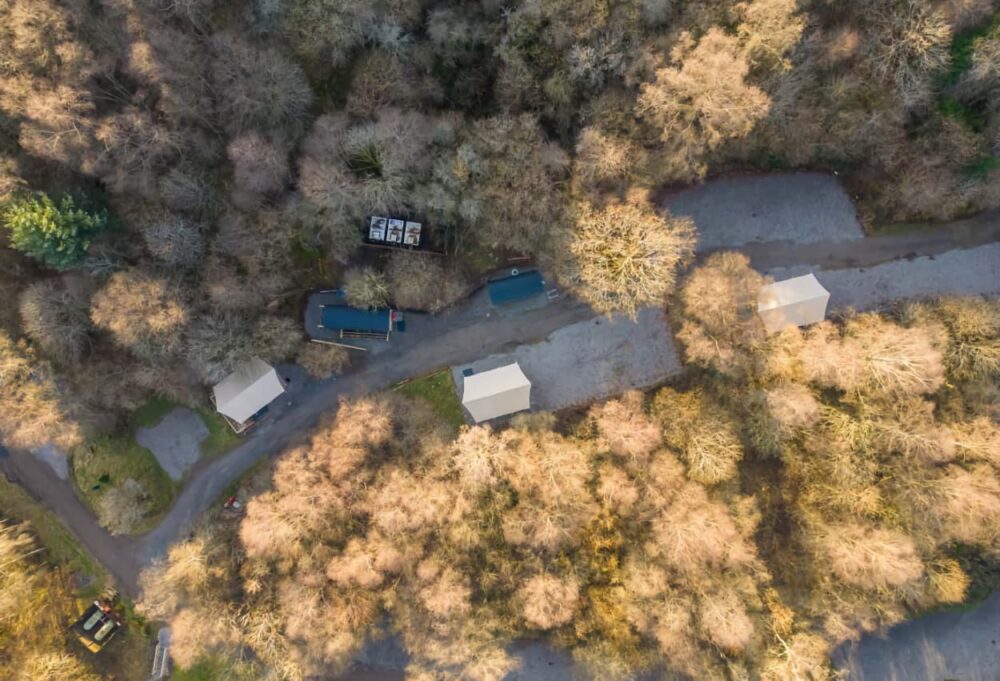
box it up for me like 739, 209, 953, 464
833, 589, 1000, 681
765, 242, 1000, 312
452, 307, 680, 414
664, 172, 864, 250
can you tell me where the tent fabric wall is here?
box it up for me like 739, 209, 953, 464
462, 363, 532, 422
213, 357, 286, 425
758, 273, 831, 333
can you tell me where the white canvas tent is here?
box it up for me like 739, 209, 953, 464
758, 273, 830, 334
462, 363, 531, 423
213, 357, 285, 430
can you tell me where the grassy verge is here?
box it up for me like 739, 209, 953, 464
71, 434, 178, 533
0, 477, 152, 678
195, 406, 241, 458
395, 369, 467, 432
131, 396, 178, 429
0, 476, 107, 595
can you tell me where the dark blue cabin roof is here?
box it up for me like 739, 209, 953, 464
321, 305, 391, 332
487, 270, 545, 305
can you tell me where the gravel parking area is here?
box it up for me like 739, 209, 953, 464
765, 243, 1000, 312
452, 307, 681, 415
135, 408, 209, 481
664, 172, 864, 251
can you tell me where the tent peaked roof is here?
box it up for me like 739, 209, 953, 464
462, 362, 531, 423
213, 357, 285, 425
757, 273, 830, 333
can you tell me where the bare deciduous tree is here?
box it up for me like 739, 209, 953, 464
556, 199, 695, 317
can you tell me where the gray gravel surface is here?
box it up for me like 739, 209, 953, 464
833, 589, 1000, 681
766, 243, 1000, 312
135, 408, 209, 481
452, 307, 680, 415
664, 172, 864, 251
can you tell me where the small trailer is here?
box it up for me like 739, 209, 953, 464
72, 601, 122, 653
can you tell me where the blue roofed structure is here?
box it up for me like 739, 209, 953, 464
487, 270, 545, 306
320, 305, 393, 339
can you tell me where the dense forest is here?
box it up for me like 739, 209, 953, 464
141, 273, 1000, 680
1, 0, 1000, 677
1, 0, 999, 462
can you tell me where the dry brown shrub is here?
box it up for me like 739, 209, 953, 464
872, 398, 956, 463
326, 538, 384, 589
597, 463, 640, 513
326, 397, 394, 450
18, 278, 92, 364
736, 0, 805, 71
17, 652, 102, 681
646, 597, 701, 674
759, 633, 832, 681
929, 464, 1000, 545
519, 573, 580, 629
638, 27, 770, 179
343, 266, 391, 309
239, 446, 347, 560
417, 563, 472, 620
652, 387, 744, 485
817, 523, 924, 590
386, 252, 467, 313
800, 315, 946, 397
451, 425, 511, 492
168, 605, 243, 670
0, 331, 83, 450
952, 417, 1000, 465
698, 587, 754, 652
227, 131, 289, 208
643, 449, 688, 507
589, 391, 661, 462
648, 483, 757, 575
911, 297, 1000, 381
862, 0, 952, 109
296, 341, 352, 379
920, 558, 970, 606
573, 126, 646, 195
558, 199, 695, 316
765, 383, 821, 429
367, 468, 453, 535
90, 270, 189, 361
675, 251, 769, 377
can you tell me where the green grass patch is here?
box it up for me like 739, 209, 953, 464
131, 396, 178, 429
196, 406, 241, 458
0, 477, 106, 595
71, 434, 178, 533
962, 155, 1000, 182
169, 658, 231, 681
395, 370, 467, 432
942, 12, 1000, 88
